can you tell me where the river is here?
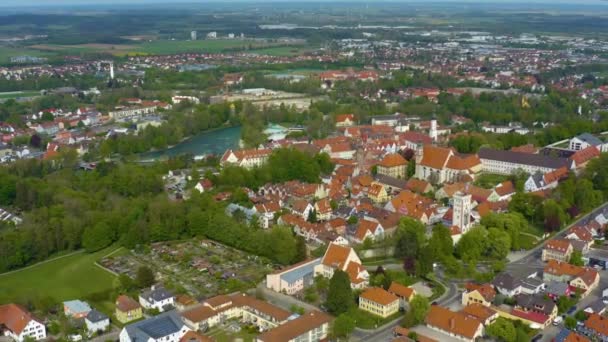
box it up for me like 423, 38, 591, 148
139, 126, 241, 161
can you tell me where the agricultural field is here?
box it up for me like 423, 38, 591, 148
0, 46, 53, 64
0, 90, 42, 100
0, 247, 119, 314
24, 39, 307, 57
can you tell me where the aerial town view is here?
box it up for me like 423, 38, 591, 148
2, 0, 608, 341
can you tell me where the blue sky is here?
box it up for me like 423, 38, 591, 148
2, 0, 607, 4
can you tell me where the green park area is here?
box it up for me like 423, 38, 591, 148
0, 247, 120, 314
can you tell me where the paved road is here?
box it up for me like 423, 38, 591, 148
252, 283, 319, 313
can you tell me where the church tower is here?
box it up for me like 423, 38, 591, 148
453, 192, 472, 233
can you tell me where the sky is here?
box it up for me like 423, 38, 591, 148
1, 0, 607, 5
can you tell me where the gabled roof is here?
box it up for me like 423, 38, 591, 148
116, 295, 141, 312
257, 311, 332, 342
406, 178, 431, 194
425, 305, 482, 340
460, 303, 497, 322
388, 281, 415, 299
360, 287, 399, 306
419, 145, 452, 169
378, 153, 407, 168
544, 239, 572, 253
321, 243, 352, 269
574, 133, 603, 146
569, 146, 599, 165
479, 148, 572, 170
584, 313, 608, 338
124, 311, 185, 341
465, 283, 496, 302
0, 304, 41, 335
355, 219, 382, 241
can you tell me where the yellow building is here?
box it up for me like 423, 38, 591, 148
115, 295, 143, 324
368, 183, 388, 203
359, 288, 399, 318
377, 153, 408, 179
461, 283, 496, 307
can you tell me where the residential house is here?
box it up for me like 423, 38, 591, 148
565, 226, 594, 253
266, 259, 322, 295
553, 329, 591, 342
492, 272, 545, 297
256, 311, 332, 342
335, 114, 355, 127
377, 153, 408, 179
579, 313, 608, 341
388, 282, 416, 310
462, 283, 496, 307
415, 145, 481, 185
524, 167, 569, 193
488, 181, 516, 202
313, 243, 369, 289
63, 300, 92, 319
405, 178, 433, 195
353, 219, 384, 243
478, 148, 574, 176
545, 281, 572, 300
182, 293, 291, 332
85, 310, 110, 335
139, 285, 175, 312
543, 260, 600, 297
368, 183, 388, 203
119, 310, 190, 342
220, 148, 271, 169
425, 305, 484, 342
115, 295, 143, 323
570, 146, 600, 169
314, 198, 333, 221
542, 239, 573, 262
194, 179, 213, 193
174, 295, 198, 311
511, 294, 558, 328
0, 304, 46, 342
460, 304, 498, 326
569, 133, 608, 153
253, 201, 281, 229
385, 190, 436, 224
290, 199, 314, 220
358, 287, 400, 318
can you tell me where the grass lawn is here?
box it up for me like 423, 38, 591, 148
248, 46, 311, 56
345, 308, 401, 329
0, 91, 41, 100
473, 173, 509, 189
0, 247, 119, 315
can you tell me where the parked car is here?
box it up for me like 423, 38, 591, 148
553, 316, 563, 326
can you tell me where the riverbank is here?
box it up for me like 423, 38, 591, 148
139, 125, 241, 161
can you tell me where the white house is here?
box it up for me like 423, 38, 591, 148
220, 148, 272, 169
569, 133, 608, 152
119, 311, 189, 342
314, 243, 369, 289
0, 304, 46, 342
85, 310, 110, 336
139, 285, 175, 312
478, 148, 574, 176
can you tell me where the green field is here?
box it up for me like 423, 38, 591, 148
25, 39, 307, 57
248, 46, 311, 57
0, 47, 53, 64
0, 247, 119, 314
0, 91, 41, 100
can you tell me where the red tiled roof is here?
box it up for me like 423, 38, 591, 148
0, 304, 40, 335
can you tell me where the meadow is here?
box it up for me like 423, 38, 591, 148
0, 247, 120, 314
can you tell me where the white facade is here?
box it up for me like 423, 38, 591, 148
86, 318, 110, 335
479, 157, 566, 176
3, 320, 46, 342
119, 324, 189, 342
453, 193, 472, 233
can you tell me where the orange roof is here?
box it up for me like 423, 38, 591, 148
0, 304, 40, 335
544, 239, 572, 253
494, 181, 515, 196
388, 281, 415, 300
446, 154, 481, 170
563, 331, 591, 342
544, 166, 569, 184
257, 311, 332, 342
465, 283, 496, 302
354, 174, 374, 187
315, 198, 332, 214
406, 178, 431, 194
584, 313, 608, 338
461, 303, 497, 322
360, 287, 399, 306
425, 305, 482, 340
570, 146, 599, 165
389, 190, 435, 219
336, 114, 355, 123
116, 295, 141, 312
176, 294, 198, 307
322, 243, 352, 268
345, 260, 367, 284
378, 153, 407, 168
355, 219, 381, 241
368, 183, 385, 197
544, 259, 598, 287
419, 145, 452, 169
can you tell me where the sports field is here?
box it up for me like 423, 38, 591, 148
0, 247, 120, 313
